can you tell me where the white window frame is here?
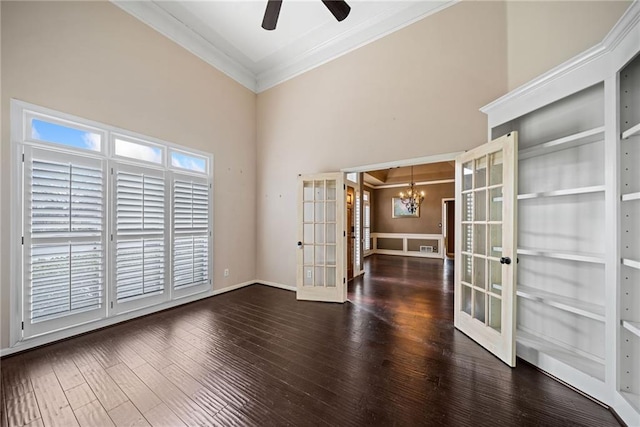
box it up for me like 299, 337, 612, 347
171, 172, 213, 300
110, 162, 169, 316
112, 133, 166, 167
9, 99, 214, 348
26, 111, 107, 155
363, 190, 372, 255
22, 147, 108, 338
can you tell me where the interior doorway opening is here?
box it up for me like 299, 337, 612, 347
343, 156, 458, 284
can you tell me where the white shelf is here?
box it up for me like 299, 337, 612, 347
518, 185, 605, 200
519, 127, 605, 160
517, 329, 605, 380
622, 192, 640, 202
623, 258, 640, 270
622, 122, 640, 140
517, 285, 605, 322
517, 248, 605, 264
623, 320, 640, 338
621, 391, 640, 412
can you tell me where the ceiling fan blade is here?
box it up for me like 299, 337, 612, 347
321, 0, 351, 22
262, 0, 283, 31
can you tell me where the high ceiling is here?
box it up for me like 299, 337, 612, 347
113, 0, 456, 92
364, 161, 454, 186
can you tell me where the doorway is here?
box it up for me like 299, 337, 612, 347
442, 198, 455, 258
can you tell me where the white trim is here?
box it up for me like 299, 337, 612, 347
110, 1, 257, 92
9, 102, 24, 348
368, 178, 454, 190
481, 1, 640, 124
2, 280, 250, 357
10, 99, 215, 348
111, 1, 459, 94
255, 1, 459, 92
614, 392, 640, 424
342, 151, 462, 174
255, 280, 296, 292
12, 99, 215, 165
371, 232, 445, 259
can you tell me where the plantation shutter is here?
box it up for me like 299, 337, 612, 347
23, 147, 106, 337
113, 163, 167, 312
364, 203, 371, 251
172, 174, 210, 293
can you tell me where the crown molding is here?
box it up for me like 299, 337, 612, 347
112, 0, 458, 94
256, 0, 458, 93
112, 0, 258, 92
369, 179, 455, 190
481, 1, 640, 116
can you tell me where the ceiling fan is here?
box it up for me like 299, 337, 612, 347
261, 0, 351, 31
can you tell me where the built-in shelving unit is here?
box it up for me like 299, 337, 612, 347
517, 249, 605, 264
621, 122, 640, 140
619, 51, 640, 415
623, 258, 640, 270
622, 192, 640, 202
623, 321, 640, 338
516, 329, 605, 381
517, 285, 605, 322
490, 84, 608, 395
517, 185, 605, 200
481, 6, 640, 422
518, 126, 605, 160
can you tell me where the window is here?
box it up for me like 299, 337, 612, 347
30, 117, 102, 152
12, 100, 213, 340
364, 191, 371, 252
172, 175, 210, 292
112, 164, 167, 313
355, 191, 361, 269
114, 137, 163, 164
170, 150, 207, 173
24, 147, 106, 337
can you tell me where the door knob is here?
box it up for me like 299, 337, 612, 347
500, 257, 511, 265
297, 241, 303, 248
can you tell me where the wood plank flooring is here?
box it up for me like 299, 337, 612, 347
1, 255, 621, 426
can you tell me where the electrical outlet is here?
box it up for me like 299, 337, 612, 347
306, 270, 312, 278
224, 268, 229, 277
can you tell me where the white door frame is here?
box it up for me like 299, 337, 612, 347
340, 151, 463, 290
297, 172, 347, 303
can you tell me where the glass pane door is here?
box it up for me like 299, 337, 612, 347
297, 173, 346, 302
455, 132, 518, 366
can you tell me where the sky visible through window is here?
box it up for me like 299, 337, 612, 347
31, 119, 101, 152
171, 152, 206, 173
31, 119, 207, 172
115, 138, 162, 163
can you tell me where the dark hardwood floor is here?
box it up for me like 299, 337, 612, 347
1, 254, 620, 426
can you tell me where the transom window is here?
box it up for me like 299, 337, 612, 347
11, 100, 214, 340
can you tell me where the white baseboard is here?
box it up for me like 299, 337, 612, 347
255, 280, 296, 292
1, 280, 256, 357
213, 280, 255, 295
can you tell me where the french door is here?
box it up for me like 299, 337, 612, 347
454, 132, 518, 366
297, 173, 347, 302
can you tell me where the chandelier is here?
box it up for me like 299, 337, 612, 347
398, 166, 425, 214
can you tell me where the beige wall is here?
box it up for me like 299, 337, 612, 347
0, 0, 629, 349
506, 1, 630, 90
0, 1, 257, 349
256, 1, 509, 287
372, 183, 454, 235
